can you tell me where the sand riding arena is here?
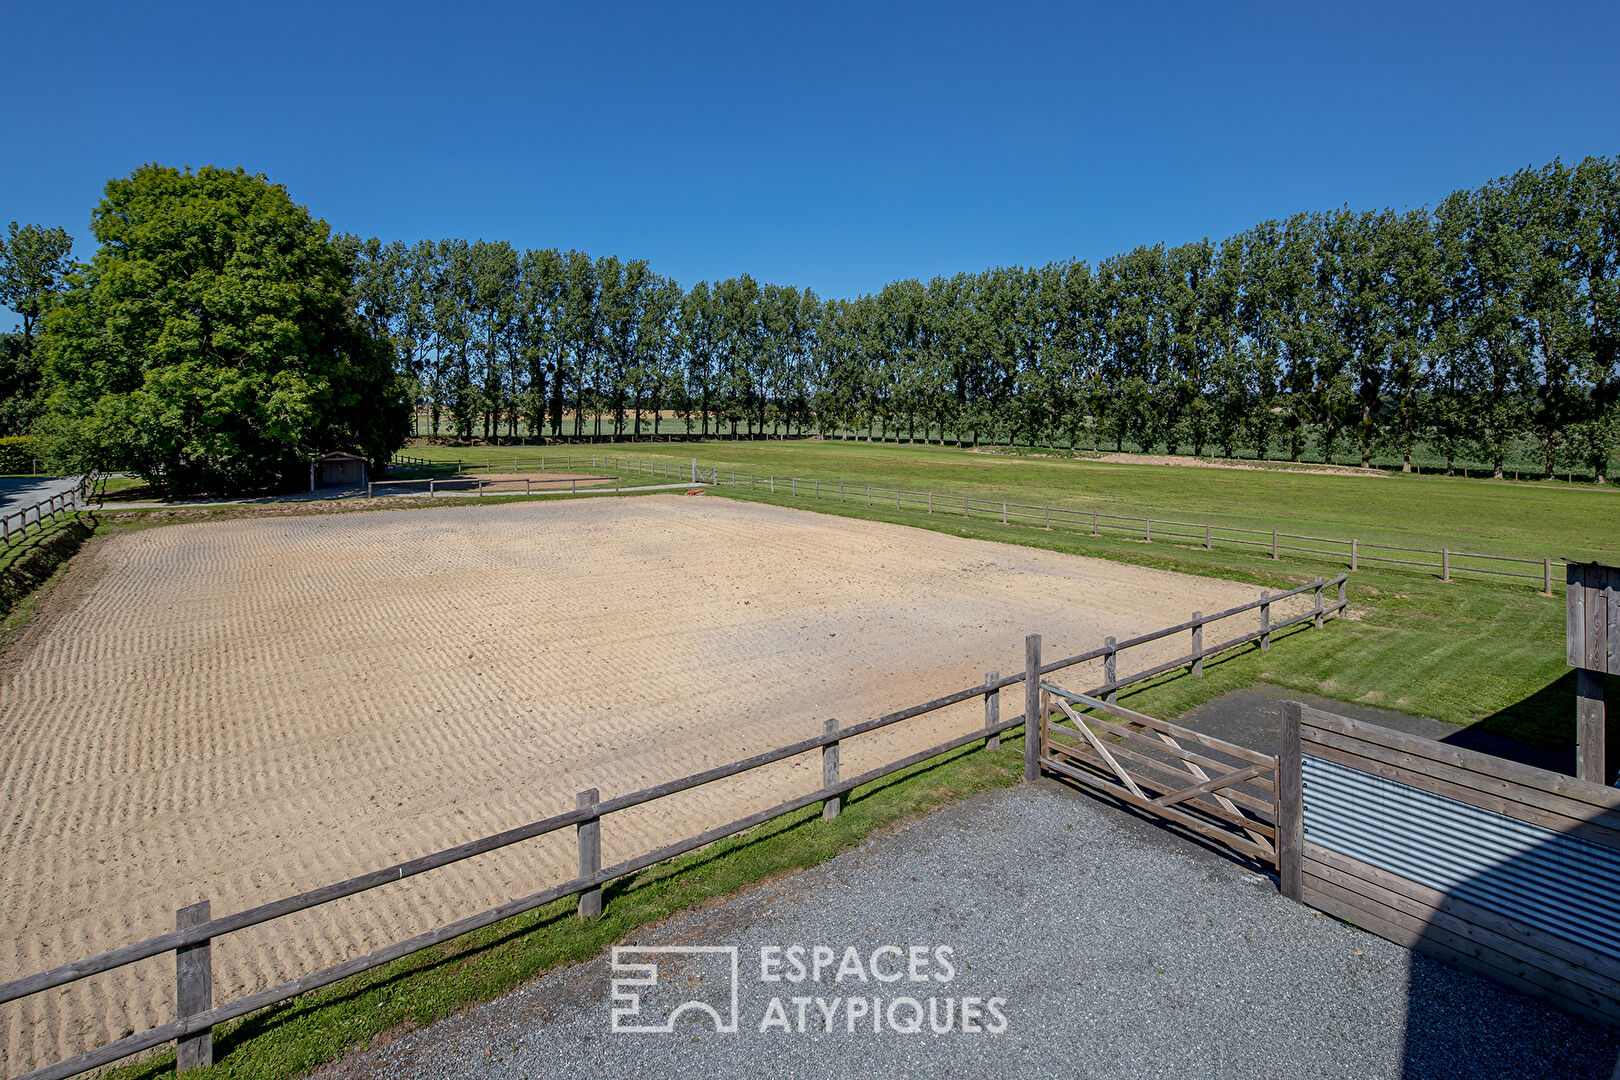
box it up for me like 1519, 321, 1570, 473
0, 495, 1295, 1070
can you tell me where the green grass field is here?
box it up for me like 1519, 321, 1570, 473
402, 438, 1618, 560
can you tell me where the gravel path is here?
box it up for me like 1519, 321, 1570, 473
317, 783, 1619, 1080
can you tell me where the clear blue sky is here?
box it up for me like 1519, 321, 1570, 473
2, 0, 1617, 310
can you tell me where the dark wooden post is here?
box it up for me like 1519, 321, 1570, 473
1278, 702, 1304, 901
1568, 563, 1614, 784
1191, 613, 1203, 677
984, 671, 1000, 752
1338, 577, 1347, 613
175, 901, 213, 1072
822, 719, 841, 820
576, 789, 602, 920
1578, 670, 1606, 785
1260, 593, 1271, 651
1024, 635, 1041, 783
1104, 636, 1118, 705
1271, 529, 1279, 559
1442, 548, 1451, 582
1313, 577, 1324, 629
1205, 524, 1212, 551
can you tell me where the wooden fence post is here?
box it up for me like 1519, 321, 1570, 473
1145, 518, 1152, 543
1044, 506, 1050, 529
1313, 577, 1324, 629
1442, 549, 1451, 582
1278, 702, 1303, 901
1002, 500, 1008, 524
984, 671, 1000, 752
1338, 577, 1347, 612
1024, 635, 1041, 783
1260, 592, 1271, 651
1191, 613, 1203, 677
1205, 524, 1212, 550
576, 790, 602, 920
175, 901, 212, 1072
1544, 558, 1553, 596
1092, 511, 1099, 537
822, 718, 841, 820
1271, 530, 1279, 559
1578, 669, 1606, 785
1104, 635, 1118, 705
1351, 538, 1358, 571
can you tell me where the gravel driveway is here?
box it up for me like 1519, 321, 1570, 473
315, 782, 1618, 1080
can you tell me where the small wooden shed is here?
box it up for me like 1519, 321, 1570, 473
310, 451, 370, 490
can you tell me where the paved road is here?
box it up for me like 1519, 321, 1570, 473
0, 476, 77, 515
317, 783, 1617, 1080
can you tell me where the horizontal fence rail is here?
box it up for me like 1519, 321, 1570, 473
367, 474, 621, 498
544, 453, 1557, 592
1, 474, 98, 549
0, 579, 1346, 1080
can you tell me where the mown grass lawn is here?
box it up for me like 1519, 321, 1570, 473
405, 438, 1620, 559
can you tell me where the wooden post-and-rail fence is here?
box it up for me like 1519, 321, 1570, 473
1, 474, 99, 550
0, 574, 1347, 1080
384, 448, 1561, 594
577, 453, 1561, 593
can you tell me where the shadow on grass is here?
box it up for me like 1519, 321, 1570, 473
1456, 670, 1620, 777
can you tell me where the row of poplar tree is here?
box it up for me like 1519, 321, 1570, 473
341, 154, 1615, 478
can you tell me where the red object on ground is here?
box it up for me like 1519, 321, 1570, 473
684, 489, 706, 496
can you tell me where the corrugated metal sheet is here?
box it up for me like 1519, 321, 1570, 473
1302, 755, 1620, 961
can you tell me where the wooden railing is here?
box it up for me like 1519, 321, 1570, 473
367, 474, 620, 498
1, 474, 98, 549
590, 454, 1563, 592
0, 580, 1346, 1080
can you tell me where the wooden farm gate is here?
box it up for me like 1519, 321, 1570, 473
1038, 683, 1281, 868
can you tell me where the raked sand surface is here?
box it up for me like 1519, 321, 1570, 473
0, 495, 1287, 1071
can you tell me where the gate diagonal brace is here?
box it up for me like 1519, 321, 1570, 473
1044, 685, 1275, 856
1050, 696, 1146, 800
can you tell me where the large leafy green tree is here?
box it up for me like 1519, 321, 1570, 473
0, 221, 74, 434
35, 165, 408, 494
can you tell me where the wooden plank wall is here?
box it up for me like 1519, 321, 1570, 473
1294, 705, 1620, 1030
